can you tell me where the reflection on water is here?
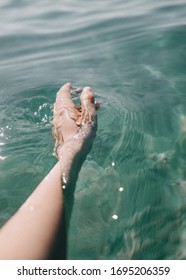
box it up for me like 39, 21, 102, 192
1, 0, 186, 259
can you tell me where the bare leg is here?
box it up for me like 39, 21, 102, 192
0, 83, 97, 259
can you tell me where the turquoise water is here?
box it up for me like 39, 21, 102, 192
1, 0, 186, 259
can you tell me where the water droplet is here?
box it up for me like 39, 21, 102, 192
112, 214, 118, 220
0, 156, 6, 160
62, 173, 67, 184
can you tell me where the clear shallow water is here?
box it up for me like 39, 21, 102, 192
1, 0, 186, 259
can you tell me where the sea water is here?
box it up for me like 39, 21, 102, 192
0, 0, 186, 259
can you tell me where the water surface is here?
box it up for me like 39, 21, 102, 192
1, 0, 186, 259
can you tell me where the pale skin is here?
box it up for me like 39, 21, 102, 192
0, 82, 97, 259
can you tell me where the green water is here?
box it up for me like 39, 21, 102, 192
1, 0, 186, 259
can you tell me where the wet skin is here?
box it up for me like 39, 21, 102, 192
52, 82, 97, 187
